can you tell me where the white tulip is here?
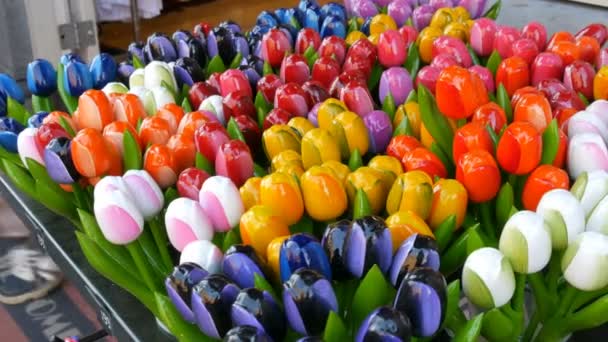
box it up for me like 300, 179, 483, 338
144, 61, 177, 94
199, 95, 226, 125
562, 231, 608, 291
462, 247, 516, 309
179, 240, 223, 274
568, 110, 608, 144
129, 86, 156, 116
150, 86, 175, 110
587, 100, 608, 128
102, 82, 128, 96
586, 194, 608, 234
536, 189, 585, 250
567, 133, 608, 179
129, 68, 145, 88
499, 211, 552, 274
570, 170, 608, 219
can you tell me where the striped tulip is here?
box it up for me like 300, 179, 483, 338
166, 197, 214, 252
143, 144, 178, 188
165, 263, 208, 324
179, 240, 223, 274
191, 274, 240, 338
76, 89, 115, 131
499, 211, 552, 274
199, 175, 244, 232
462, 247, 516, 309
561, 232, 608, 291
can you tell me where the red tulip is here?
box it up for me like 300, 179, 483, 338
280, 54, 311, 85
453, 122, 494, 164
377, 29, 407, 68
549, 89, 586, 112
329, 70, 367, 99
575, 23, 607, 46
340, 80, 375, 117
386, 135, 422, 161
312, 56, 341, 90
493, 26, 521, 59
35, 122, 69, 150
435, 65, 489, 119
511, 38, 539, 65
189, 82, 219, 110
143, 144, 177, 188
177, 167, 210, 201
156, 103, 185, 134
167, 133, 196, 172
264, 108, 294, 130
219, 69, 253, 98
415, 66, 441, 95
222, 92, 256, 120
261, 28, 293, 68
296, 28, 321, 54
206, 72, 222, 94
318, 36, 347, 65
553, 129, 568, 169
233, 114, 262, 155
563, 61, 595, 100
257, 74, 284, 104
342, 53, 373, 80
346, 38, 377, 67
402, 147, 447, 180
215, 140, 254, 187
555, 107, 578, 133
432, 36, 472, 68
531, 52, 564, 86
139, 116, 172, 146
194, 120, 230, 163
274, 83, 310, 117
302, 81, 329, 105
496, 56, 530, 97
521, 21, 547, 51
398, 26, 418, 48
472, 102, 507, 134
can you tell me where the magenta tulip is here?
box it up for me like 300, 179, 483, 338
563, 61, 596, 100
512, 38, 540, 65
378, 30, 408, 68
415, 66, 442, 94
469, 65, 495, 93
431, 54, 461, 69
531, 52, 565, 86
521, 21, 548, 51
340, 80, 375, 117
329, 70, 367, 99
379, 67, 413, 107
353, 0, 379, 18
399, 26, 418, 48
469, 18, 497, 57
177, 167, 210, 201
432, 36, 472, 67
494, 26, 521, 59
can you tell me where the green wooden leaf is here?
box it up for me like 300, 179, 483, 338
195, 152, 215, 175
367, 62, 383, 91
207, 55, 226, 76
56, 63, 79, 114
58, 115, 76, 137
495, 182, 514, 231
351, 265, 395, 333
483, 0, 502, 20
222, 227, 242, 252
132, 54, 145, 69
405, 89, 418, 103
348, 148, 363, 171
578, 92, 590, 106
393, 115, 414, 137
289, 215, 314, 235
541, 119, 560, 165
418, 85, 454, 160
35, 180, 77, 220
181, 96, 193, 112
466, 43, 481, 66
72, 180, 91, 212
229, 52, 244, 69
453, 313, 484, 342
323, 311, 349, 341
227, 117, 246, 142
254, 163, 268, 177
2, 159, 37, 199
405, 45, 421, 77
435, 215, 456, 252
32, 94, 52, 113
123, 130, 142, 171
496, 83, 513, 122
430, 142, 454, 177
7, 97, 28, 126
486, 50, 502, 77
443, 280, 467, 333
163, 187, 179, 205
254, 273, 281, 306
263, 61, 274, 76
0, 145, 23, 167
382, 94, 397, 123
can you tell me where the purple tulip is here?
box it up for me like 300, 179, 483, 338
308, 102, 322, 127
356, 306, 412, 342
430, 0, 454, 10
224, 325, 271, 342
165, 263, 208, 323
362, 110, 393, 154
282, 268, 338, 336
412, 5, 435, 31
394, 268, 447, 337
379, 67, 413, 107
389, 234, 440, 287
44, 137, 78, 184
353, 0, 379, 19
145, 33, 178, 63
222, 245, 266, 288
469, 65, 495, 93
458, 0, 487, 19
191, 274, 240, 338
231, 288, 286, 341
388, 0, 413, 27
372, 0, 392, 6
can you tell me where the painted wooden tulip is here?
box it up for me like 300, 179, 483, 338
283, 268, 338, 336
301, 128, 341, 170
143, 144, 177, 188
456, 149, 501, 203
522, 164, 569, 212
499, 210, 551, 274
462, 247, 516, 309
568, 133, 608, 179
431, 53, 460, 69
75, 89, 115, 130
122, 169, 164, 219
0, 117, 23, 153
496, 56, 530, 98
497, 122, 542, 175
563, 61, 595, 101
561, 231, 608, 291
432, 36, 472, 68
573, 36, 601, 66
346, 167, 389, 215
379, 67, 413, 107
262, 124, 302, 161
64, 60, 93, 97
436, 65, 489, 119
388, 0, 413, 27
240, 205, 290, 259
452, 122, 494, 166
194, 120, 230, 165
521, 21, 548, 51
311, 57, 341, 91
261, 29, 293, 68
493, 25, 521, 59
138, 116, 172, 146
429, 179, 468, 229
223, 325, 271, 342
165, 197, 214, 251
26, 59, 57, 97
320, 15, 346, 40
368, 155, 403, 190
377, 29, 407, 68
531, 52, 564, 86
570, 170, 608, 219
263, 108, 293, 130
326, 110, 370, 160
26, 112, 49, 129
279, 234, 332, 283
176, 168, 209, 202
71, 128, 114, 178
389, 234, 439, 287
319, 36, 347, 65
356, 306, 412, 342
102, 82, 128, 97
300, 165, 348, 221
165, 263, 208, 323
339, 80, 375, 118
174, 57, 206, 88
145, 32, 178, 63
219, 70, 253, 99
597, 49, 608, 70
189, 82, 219, 110
412, 5, 435, 31
280, 54, 311, 86
179, 240, 223, 277
142, 61, 177, 95
222, 245, 266, 289
535, 189, 585, 252
110, 93, 146, 128
511, 38, 540, 65
295, 28, 321, 55
257, 74, 284, 104
94, 187, 143, 245
43, 137, 78, 184
89, 53, 117, 90
216, 140, 254, 188
199, 175, 244, 232
197, 95, 225, 124
386, 211, 434, 255
352, 0, 378, 19
469, 18, 497, 57
415, 66, 441, 95
275, 83, 310, 118
386, 171, 434, 219
231, 288, 286, 341
191, 274, 240, 339
402, 147, 447, 180
17, 128, 45, 166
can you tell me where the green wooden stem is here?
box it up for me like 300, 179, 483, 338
32, 95, 52, 113
126, 242, 160, 292
149, 218, 174, 272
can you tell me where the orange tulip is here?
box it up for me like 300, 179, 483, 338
102, 121, 140, 157
71, 128, 112, 178
436, 65, 489, 119
496, 122, 542, 175
76, 89, 115, 130
513, 93, 552, 133
471, 102, 507, 134
155, 103, 185, 134
386, 211, 434, 252
456, 149, 501, 203
167, 133, 196, 172
496, 56, 530, 97
522, 164, 569, 211
111, 93, 147, 128
143, 144, 177, 188
139, 116, 172, 146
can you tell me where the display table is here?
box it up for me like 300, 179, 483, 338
0, 175, 173, 342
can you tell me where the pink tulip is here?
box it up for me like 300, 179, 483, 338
568, 133, 608, 179
469, 65, 495, 93
493, 26, 521, 59
17, 127, 44, 167
470, 18, 497, 57
597, 48, 608, 70
588, 100, 608, 129
179, 240, 223, 274
563, 61, 596, 100
219, 69, 252, 98
378, 30, 408, 68
415, 66, 442, 94
521, 21, 548, 51
531, 52, 564, 86
123, 169, 164, 219
568, 110, 608, 143
512, 38, 539, 65
94, 188, 144, 245
432, 54, 461, 69
94, 175, 130, 199
432, 36, 472, 67
340, 80, 375, 117
199, 175, 244, 232
165, 197, 214, 252
274, 83, 310, 118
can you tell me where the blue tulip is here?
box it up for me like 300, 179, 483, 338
187, 38, 209, 67
303, 8, 320, 32
355, 306, 412, 342
117, 62, 135, 85
146, 32, 178, 63
389, 234, 440, 287
247, 55, 264, 76
321, 2, 346, 22
222, 245, 266, 289
172, 29, 193, 46
361, 17, 373, 36
0, 90, 6, 117
251, 25, 271, 39
26, 59, 57, 97
256, 11, 279, 27
279, 233, 332, 283
128, 42, 145, 64
275, 8, 301, 28
165, 263, 209, 323
63, 60, 93, 97
191, 274, 240, 339
239, 65, 261, 93
299, 0, 321, 13
320, 15, 346, 39
231, 288, 286, 341
27, 111, 50, 128
89, 53, 117, 89
220, 21, 242, 34
0, 74, 25, 104
224, 325, 272, 342
0, 117, 25, 153
232, 34, 250, 60
60, 53, 85, 65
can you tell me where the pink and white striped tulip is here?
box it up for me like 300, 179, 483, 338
567, 133, 608, 179
94, 188, 144, 245
17, 127, 44, 167
568, 110, 608, 144
199, 175, 244, 232
165, 197, 214, 252
587, 100, 608, 128
179, 240, 223, 274
123, 170, 164, 219
94, 175, 130, 199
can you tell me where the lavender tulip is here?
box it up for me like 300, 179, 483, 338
362, 110, 393, 155
282, 268, 338, 336
179, 240, 224, 274
166, 197, 214, 252
165, 263, 208, 323
412, 5, 434, 31
356, 306, 412, 342
389, 234, 440, 287
379, 67, 413, 107
222, 245, 266, 288
388, 0, 413, 28
146, 33, 178, 63
192, 274, 241, 338
458, 0, 488, 18
353, 0, 379, 19
44, 137, 78, 184
231, 288, 286, 341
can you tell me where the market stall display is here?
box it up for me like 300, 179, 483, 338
1, 0, 608, 341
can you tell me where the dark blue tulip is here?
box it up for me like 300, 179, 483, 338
282, 268, 338, 336
231, 288, 286, 341
146, 33, 178, 63
232, 33, 250, 60
220, 21, 242, 34
321, 2, 346, 22
0, 90, 6, 117
117, 62, 135, 85
0, 117, 25, 134
321, 219, 352, 280
89, 53, 117, 89
176, 57, 206, 84
250, 25, 271, 38
389, 234, 440, 287
0, 117, 25, 153
0, 74, 25, 104
361, 17, 373, 36
187, 38, 209, 67
222, 245, 266, 289
127, 42, 145, 64
299, 0, 321, 13
27, 112, 50, 128
247, 55, 264, 76
44, 137, 79, 184
60, 53, 85, 65
26, 59, 57, 97
175, 38, 190, 60
165, 263, 208, 323
393, 268, 447, 337
275, 8, 301, 28
223, 325, 272, 342
213, 27, 238, 66
256, 11, 279, 27
207, 29, 219, 59
248, 35, 263, 60
303, 8, 320, 32
320, 15, 346, 39
63, 60, 93, 97
239, 65, 261, 93
192, 274, 240, 339
279, 233, 332, 283
355, 306, 412, 342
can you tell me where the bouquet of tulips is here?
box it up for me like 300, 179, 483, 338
1, 0, 608, 341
